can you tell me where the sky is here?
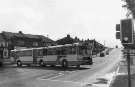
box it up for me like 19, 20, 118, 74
0, 0, 127, 47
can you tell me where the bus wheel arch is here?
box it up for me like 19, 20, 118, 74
62, 59, 68, 68
39, 60, 45, 67
17, 60, 22, 67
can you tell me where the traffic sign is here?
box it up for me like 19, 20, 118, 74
120, 19, 134, 44
116, 24, 120, 31
116, 32, 120, 39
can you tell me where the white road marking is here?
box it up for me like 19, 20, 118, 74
38, 77, 83, 86
48, 72, 64, 79
116, 66, 119, 75
38, 72, 64, 80
38, 69, 78, 81
115, 64, 128, 75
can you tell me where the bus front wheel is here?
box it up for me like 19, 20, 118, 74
62, 60, 68, 68
17, 61, 22, 67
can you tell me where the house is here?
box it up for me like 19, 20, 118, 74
0, 31, 54, 49
0, 31, 55, 61
56, 34, 75, 45
56, 34, 105, 55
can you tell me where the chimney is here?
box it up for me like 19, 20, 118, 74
67, 34, 70, 38
19, 31, 23, 34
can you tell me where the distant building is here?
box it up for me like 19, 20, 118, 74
56, 34, 75, 45
0, 31, 54, 48
91, 40, 105, 55
56, 34, 105, 55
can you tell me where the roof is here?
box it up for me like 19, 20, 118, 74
37, 35, 54, 42
0, 34, 5, 41
1, 31, 14, 39
56, 35, 74, 45
1, 31, 54, 42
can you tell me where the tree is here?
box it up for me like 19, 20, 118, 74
123, 0, 135, 18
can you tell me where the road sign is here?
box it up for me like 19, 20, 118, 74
116, 32, 120, 39
116, 24, 120, 31
116, 24, 121, 39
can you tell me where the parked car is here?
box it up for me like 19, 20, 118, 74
106, 50, 109, 55
100, 52, 105, 57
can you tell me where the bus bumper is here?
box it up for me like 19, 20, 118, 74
80, 60, 93, 65
69, 60, 93, 66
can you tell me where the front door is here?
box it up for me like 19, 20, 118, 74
33, 49, 38, 64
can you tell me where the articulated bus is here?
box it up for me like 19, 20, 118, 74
11, 43, 93, 68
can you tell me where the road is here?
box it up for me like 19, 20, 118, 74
0, 48, 122, 87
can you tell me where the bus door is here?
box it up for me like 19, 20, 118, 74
78, 46, 87, 59
56, 48, 62, 64
0, 49, 3, 65
0, 48, 3, 59
33, 49, 38, 64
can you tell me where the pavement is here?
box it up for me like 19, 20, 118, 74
110, 56, 135, 87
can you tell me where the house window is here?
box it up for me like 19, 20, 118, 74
3, 48, 8, 58
33, 42, 38, 46
16, 41, 24, 46
2, 42, 5, 47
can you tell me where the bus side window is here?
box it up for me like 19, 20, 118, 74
57, 50, 61, 55
26, 50, 32, 56
52, 49, 57, 55
38, 49, 43, 56
64, 46, 72, 54
10, 51, 14, 57
79, 46, 83, 55
62, 47, 67, 55
43, 48, 47, 56
72, 47, 76, 54
69, 47, 72, 54
46, 48, 55, 55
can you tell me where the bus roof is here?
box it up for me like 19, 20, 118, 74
11, 43, 80, 51
11, 48, 33, 51
47, 43, 80, 48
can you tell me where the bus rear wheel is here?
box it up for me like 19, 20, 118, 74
62, 60, 68, 68
17, 61, 22, 67
39, 60, 45, 67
